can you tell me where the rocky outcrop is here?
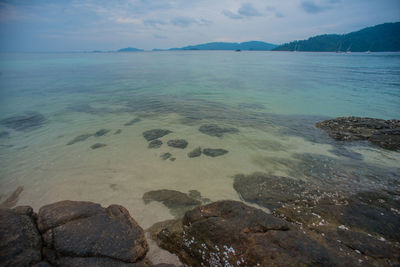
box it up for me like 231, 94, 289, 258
316, 117, 400, 150
0, 200, 176, 267
199, 124, 238, 137
0, 206, 42, 266
38, 201, 148, 265
151, 200, 364, 266
143, 129, 172, 141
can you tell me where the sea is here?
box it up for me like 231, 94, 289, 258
0, 51, 399, 232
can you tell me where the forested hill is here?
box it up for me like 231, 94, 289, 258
273, 22, 400, 52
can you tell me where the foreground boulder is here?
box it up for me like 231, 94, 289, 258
151, 200, 362, 266
38, 200, 149, 265
316, 117, 400, 150
0, 206, 42, 266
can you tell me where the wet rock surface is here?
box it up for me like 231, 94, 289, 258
143, 129, 172, 141
199, 124, 239, 137
91, 143, 107, 149
124, 118, 141, 126
152, 200, 362, 266
166, 139, 188, 149
0, 112, 46, 132
148, 139, 163, 149
143, 189, 206, 218
0, 206, 42, 266
187, 147, 202, 158
316, 117, 400, 150
38, 200, 149, 265
202, 148, 228, 157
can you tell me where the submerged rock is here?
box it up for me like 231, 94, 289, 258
91, 143, 107, 149
143, 129, 172, 141
124, 118, 141, 126
0, 206, 42, 266
114, 129, 122, 135
143, 189, 202, 218
203, 148, 228, 157
233, 172, 307, 210
0, 112, 46, 132
67, 133, 93, 145
316, 116, 400, 150
153, 201, 358, 266
38, 200, 148, 265
167, 139, 188, 149
187, 147, 202, 158
169, 157, 176, 162
148, 139, 163, 149
160, 153, 172, 160
94, 128, 110, 137
0, 186, 23, 208
199, 124, 239, 137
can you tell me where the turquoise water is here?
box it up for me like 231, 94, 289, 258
0, 51, 399, 231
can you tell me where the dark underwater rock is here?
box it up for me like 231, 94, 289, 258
316, 117, 400, 150
148, 139, 163, 149
67, 133, 93, 145
0, 131, 9, 138
38, 200, 148, 265
114, 129, 122, 135
95, 129, 110, 137
199, 124, 239, 137
124, 118, 141, 126
91, 143, 107, 149
167, 139, 188, 149
202, 148, 228, 157
143, 190, 202, 218
153, 200, 358, 266
187, 147, 202, 158
233, 172, 307, 210
160, 153, 172, 160
0, 206, 42, 266
0, 186, 23, 208
169, 157, 176, 162
0, 112, 46, 132
143, 129, 172, 141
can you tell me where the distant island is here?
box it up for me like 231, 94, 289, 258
117, 47, 144, 52
167, 41, 277, 51
274, 22, 400, 52
103, 22, 400, 53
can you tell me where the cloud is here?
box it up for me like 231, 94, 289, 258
222, 3, 262, 20
222, 10, 242, 20
238, 3, 262, 17
171, 16, 197, 27
144, 19, 167, 27
300, 0, 340, 14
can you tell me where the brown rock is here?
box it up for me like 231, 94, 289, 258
38, 200, 148, 265
0, 206, 42, 266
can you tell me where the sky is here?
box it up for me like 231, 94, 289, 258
0, 0, 399, 52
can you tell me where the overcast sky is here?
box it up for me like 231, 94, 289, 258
0, 0, 399, 51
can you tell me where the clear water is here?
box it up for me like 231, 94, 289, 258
0, 51, 399, 229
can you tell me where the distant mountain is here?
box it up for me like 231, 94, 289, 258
274, 22, 400, 52
118, 47, 144, 52
171, 41, 277, 51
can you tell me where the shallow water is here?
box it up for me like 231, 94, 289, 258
0, 51, 399, 231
